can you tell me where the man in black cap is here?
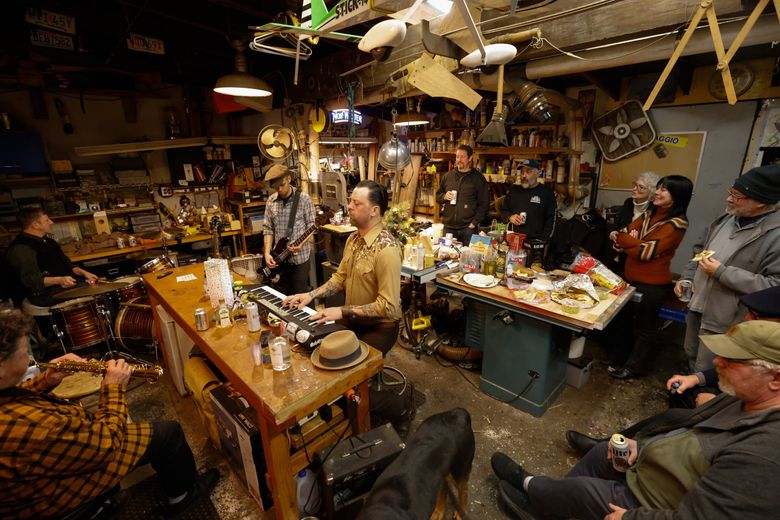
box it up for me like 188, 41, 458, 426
675, 164, 780, 372
492, 319, 780, 520
261, 164, 315, 295
500, 159, 557, 242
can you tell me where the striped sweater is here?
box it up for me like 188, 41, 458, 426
615, 206, 688, 285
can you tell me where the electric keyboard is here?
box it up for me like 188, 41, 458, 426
245, 285, 345, 350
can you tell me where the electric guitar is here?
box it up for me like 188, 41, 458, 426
259, 224, 319, 282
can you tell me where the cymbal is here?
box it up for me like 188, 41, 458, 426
55, 282, 128, 300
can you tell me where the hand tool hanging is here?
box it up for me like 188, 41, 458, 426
54, 98, 74, 134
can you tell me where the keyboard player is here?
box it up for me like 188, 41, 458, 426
283, 180, 402, 355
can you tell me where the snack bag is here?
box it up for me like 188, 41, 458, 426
571, 251, 627, 293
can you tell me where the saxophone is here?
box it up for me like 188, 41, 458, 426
37, 360, 164, 382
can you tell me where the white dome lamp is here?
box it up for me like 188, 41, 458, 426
358, 0, 427, 62
460, 43, 517, 68
358, 19, 407, 62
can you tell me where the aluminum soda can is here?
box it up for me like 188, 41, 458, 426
609, 433, 630, 472
678, 279, 693, 303
128, 235, 138, 247
245, 301, 262, 332
116, 236, 126, 249
194, 308, 209, 331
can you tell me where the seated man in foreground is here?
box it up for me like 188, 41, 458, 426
492, 319, 780, 520
0, 306, 218, 519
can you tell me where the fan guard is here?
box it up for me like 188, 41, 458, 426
592, 100, 656, 161
257, 124, 296, 161
230, 254, 263, 282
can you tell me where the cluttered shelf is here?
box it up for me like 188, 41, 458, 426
68, 229, 240, 263
50, 206, 157, 221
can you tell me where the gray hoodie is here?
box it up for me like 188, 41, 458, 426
680, 209, 780, 333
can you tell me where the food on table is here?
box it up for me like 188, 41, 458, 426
551, 291, 597, 309
530, 263, 545, 273
514, 287, 550, 304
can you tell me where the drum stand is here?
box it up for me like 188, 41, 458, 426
96, 299, 121, 358
97, 297, 161, 368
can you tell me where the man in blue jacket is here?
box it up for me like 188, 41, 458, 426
492, 319, 780, 520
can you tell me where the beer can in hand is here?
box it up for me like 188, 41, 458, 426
678, 280, 693, 302
609, 433, 630, 472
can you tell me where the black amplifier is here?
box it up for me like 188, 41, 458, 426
317, 423, 404, 518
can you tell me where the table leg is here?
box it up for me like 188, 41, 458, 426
257, 413, 298, 519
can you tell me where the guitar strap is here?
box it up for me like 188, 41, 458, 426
286, 189, 301, 238
279, 189, 302, 265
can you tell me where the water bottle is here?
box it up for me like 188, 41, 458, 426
295, 469, 321, 516
270, 336, 291, 371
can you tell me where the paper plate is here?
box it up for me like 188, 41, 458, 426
463, 273, 499, 288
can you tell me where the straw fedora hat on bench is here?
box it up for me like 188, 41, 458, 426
311, 330, 369, 370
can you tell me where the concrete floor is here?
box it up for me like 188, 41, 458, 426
121, 320, 687, 519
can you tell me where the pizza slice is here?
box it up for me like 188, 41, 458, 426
691, 249, 715, 262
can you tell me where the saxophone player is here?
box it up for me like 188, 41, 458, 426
0, 306, 218, 518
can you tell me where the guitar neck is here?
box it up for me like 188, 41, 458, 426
273, 224, 317, 262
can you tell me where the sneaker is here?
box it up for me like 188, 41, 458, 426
491, 452, 533, 490
161, 469, 220, 519
498, 480, 536, 519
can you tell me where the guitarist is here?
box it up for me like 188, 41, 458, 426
262, 164, 316, 295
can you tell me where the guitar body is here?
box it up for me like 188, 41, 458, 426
256, 211, 333, 285
259, 237, 294, 283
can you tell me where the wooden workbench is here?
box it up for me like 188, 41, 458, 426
143, 264, 383, 518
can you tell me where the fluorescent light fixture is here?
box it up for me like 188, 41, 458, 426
214, 41, 272, 97
319, 137, 377, 145
427, 0, 453, 14
394, 113, 429, 126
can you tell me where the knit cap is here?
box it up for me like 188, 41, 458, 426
732, 164, 780, 204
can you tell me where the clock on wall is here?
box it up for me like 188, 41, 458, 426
708, 63, 755, 100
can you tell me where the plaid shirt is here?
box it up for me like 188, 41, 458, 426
262, 188, 315, 265
0, 374, 152, 518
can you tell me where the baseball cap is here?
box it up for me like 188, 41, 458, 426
700, 320, 780, 363
521, 159, 540, 171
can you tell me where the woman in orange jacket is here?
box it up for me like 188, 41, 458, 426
607, 175, 693, 379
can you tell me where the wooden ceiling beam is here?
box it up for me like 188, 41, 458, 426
579, 71, 620, 101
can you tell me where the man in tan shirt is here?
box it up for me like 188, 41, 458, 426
284, 180, 402, 354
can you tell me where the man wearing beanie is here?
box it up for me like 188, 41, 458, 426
676, 164, 780, 372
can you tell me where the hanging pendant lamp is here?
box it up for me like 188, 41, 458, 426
214, 41, 272, 97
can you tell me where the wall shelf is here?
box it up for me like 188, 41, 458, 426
74, 137, 209, 157
50, 206, 156, 221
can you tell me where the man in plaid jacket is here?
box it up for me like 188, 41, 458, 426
0, 306, 218, 518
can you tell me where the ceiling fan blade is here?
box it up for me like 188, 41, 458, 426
598, 126, 614, 136
261, 130, 277, 146
616, 109, 627, 125
628, 117, 647, 129
628, 133, 641, 147
608, 138, 621, 153
276, 130, 293, 148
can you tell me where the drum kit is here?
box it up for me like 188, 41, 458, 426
47, 255, 174, 353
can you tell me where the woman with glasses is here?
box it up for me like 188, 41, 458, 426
607, 175, 694, 379
609, 172, 659, 276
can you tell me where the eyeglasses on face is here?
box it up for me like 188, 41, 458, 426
727, 188, 748, 200
632, 183, 649, 192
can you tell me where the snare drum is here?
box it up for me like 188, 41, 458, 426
113, 275, 147, 302
49, 297, 105, 350
138, 255, 175, 275
114, 296, 156, 351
